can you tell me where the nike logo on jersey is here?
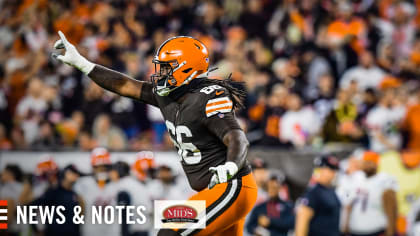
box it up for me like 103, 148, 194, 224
215, 90, 225, 96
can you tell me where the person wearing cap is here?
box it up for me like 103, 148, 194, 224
344, 151, 398, 236
30, 164, 83, 236
246, 173, 295, 236
295, 155, 341, 236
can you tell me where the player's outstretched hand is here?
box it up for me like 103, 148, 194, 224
208, 162, 238, 189
52, 31, 95, 75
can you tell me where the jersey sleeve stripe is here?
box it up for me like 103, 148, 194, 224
206, 100, 231, 108
206, 102, 233, 110
205, 97, 233, 117
206, 105, 233, 117
207, 97, 231, 104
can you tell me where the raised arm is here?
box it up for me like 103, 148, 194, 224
53, 31, 155, 103
87, 65, 146, 100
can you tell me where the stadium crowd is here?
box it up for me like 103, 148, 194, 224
1, 0, 420, 151
1, 0, 420, 235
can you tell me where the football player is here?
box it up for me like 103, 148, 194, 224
74, 147, 117, 236
53, 31, 258, 235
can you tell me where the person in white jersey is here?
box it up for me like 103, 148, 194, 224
74, 147, 117, 236
343, 151, 398, 236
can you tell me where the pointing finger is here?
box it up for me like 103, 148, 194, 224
58, 31, 70, 48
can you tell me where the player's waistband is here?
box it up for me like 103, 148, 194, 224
231, 164, 256, 188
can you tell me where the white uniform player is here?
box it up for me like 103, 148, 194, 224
347, 172, 398, 234
74, 148, 117, 236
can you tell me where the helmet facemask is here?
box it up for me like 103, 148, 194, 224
151, 58, 197, 96
151, 59, 178, 96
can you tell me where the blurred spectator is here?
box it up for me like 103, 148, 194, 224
327, 1, 367, 54
258, 84, 289, 146
56, 111, 84, 146
77, 130, 98, 151
108, 161, 152, 236
280, 93, 320, 147
295, 155, 340, 236
365, 89, 406, 152
10, 125, 27, 149
0, 164, 24, 236
30, 165, 83, 236
340, 51, 385, 91
93, 114, 127, 150
322, 89, 364, 143
239, 0, 268, 39
32, 120, 61, 149
310, 73, 335, 122
15, 77, 47, 144
358, 88, 378, 120
344, 151, 398, 236
81, 82, 108, 130
246, 173, 295, 236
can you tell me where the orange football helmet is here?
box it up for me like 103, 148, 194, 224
91, 147, 111, 167
132, 151, 156, 181
36, 157, 58, 177
152, 36, 210, 96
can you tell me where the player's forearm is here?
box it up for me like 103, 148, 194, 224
87, 65, 144, 100
383, 190, 397, 236
223, 130, 249, 170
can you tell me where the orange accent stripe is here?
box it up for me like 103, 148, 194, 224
0, 201, 7, 206
206, 100, 230, 108
206, 105, 233, 114
0, 223, 7, 229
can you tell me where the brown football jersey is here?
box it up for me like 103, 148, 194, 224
140, 82, 251, 191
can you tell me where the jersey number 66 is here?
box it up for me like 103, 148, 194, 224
165, 120, 202, 164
